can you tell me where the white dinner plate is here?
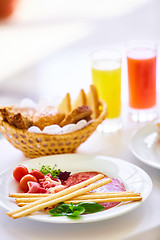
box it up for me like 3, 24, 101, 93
0, 154, 152, 223
130, 123, 160, 169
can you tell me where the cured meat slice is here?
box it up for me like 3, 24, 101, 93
65, 171, 126, 210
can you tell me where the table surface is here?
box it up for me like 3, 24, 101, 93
0, 118, 160, 240
0, 1, 160, 239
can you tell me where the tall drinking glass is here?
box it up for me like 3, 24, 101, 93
91, 49, 122, 133
127, 40, 157, 122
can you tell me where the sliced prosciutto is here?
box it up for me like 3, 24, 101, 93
27, 182, 47, 193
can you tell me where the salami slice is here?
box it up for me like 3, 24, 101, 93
65, 171, 126, 210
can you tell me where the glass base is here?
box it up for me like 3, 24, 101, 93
97, 117, 122, 133
129, 107, 157, 122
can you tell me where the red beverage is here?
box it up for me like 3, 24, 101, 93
127, 50, 157, 109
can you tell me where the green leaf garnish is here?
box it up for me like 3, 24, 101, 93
68, 202, 74, 212
49, 202, 105, 219
75, 202, 105, 214
67, 206, 85, 219
40, 165, 61, 178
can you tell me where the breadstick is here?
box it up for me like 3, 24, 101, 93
9, 193, 51, 198
17, 195, 142, 207
15, 198, 41, 203
85, 191, 134, 195
64, 196, 142, 204
9, 191, 135, 199
72, 192, 140, 200
10, 178, 111, 219
14, 192, 140, 203
17, 203, 28, 207
7, 173, 105, 217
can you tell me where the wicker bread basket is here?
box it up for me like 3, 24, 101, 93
0, 100, 107, 158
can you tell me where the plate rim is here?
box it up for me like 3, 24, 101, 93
0, 153, 153, 224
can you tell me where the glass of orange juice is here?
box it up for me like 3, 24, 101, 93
91, 49, 122, 133
127, 40, 157, 122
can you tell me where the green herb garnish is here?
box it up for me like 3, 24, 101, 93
49, 202, 105, 219
40, 165, 61, 178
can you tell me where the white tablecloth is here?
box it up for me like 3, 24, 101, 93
0, 120, 159, 240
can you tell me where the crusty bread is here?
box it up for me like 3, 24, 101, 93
57, 93, 71, 115
60, 105, 92, 127
0, 107, 33, 129
0, 85, 101, 131
87, 84, 100, 119
12, 106, 36, 119
33, 106, 65, 130
72, 89, 87, 109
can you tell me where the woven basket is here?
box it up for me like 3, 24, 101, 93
0, 100, 107, 158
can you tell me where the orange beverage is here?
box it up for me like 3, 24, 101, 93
127, 54, 156, 109
127, 41, 157, 111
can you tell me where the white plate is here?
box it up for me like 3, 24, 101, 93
0, 154, 152, 223
130, 123, 160, 169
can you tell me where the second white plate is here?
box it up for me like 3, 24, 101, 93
130, 123, 160, 169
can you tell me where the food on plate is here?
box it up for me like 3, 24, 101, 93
49, 201, 105, 218
72, 89, 87, 109
12, 164, 70, 192
20, 174, 38, 192
8, 172, 108, 219
60, 105, 92, 127
57, 93, 72, 115
7, 164, 142, 219
33, 106, 65, 130
39, 165, 62, 178
29, 170, 44, 181
13, 165, 29, 181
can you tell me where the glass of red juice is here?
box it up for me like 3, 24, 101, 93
127, 40, 157, 122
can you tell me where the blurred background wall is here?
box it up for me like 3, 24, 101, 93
0, 0, 159, 104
